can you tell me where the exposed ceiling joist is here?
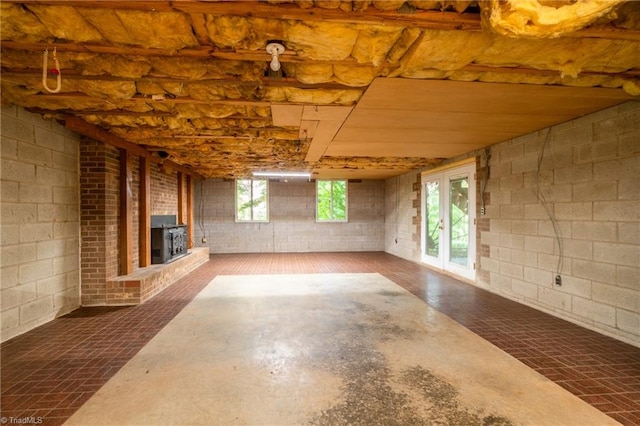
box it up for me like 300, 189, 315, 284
6, 0, 640, 40
1, 69, 363, 90
1, 0, 638, 179
63, 115, 203, 178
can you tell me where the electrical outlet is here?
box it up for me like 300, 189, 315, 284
480, 206, 486, 215
555, 275, 562, 286
201, 237, 207, 243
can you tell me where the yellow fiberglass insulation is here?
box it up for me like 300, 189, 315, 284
205, 16, 286, 50
63, 80, 137, 100
333, 65, 378, 87
385, 28, 423, 64
76, 8, 134, 47
371, 0, 406, 11
25, 5, 103, 43
486, 0, 625, 38
293, 63, 335, 85
351, 25, 405, 66
264, 87, 362, 105
402, 30, 494, 73
178, 104, 241, 119
83, 8, 198, 50
135, 81, 186, 98
0, 3, 53, 41
205, 15, 253, 48
113, 10, 198, 50
477, 36, 640, 77
286, 21, 359, 61
81, 55, 153, 79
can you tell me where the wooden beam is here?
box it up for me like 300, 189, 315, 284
25, 107, 275, 121
188, 13, 210, 45
63, 115, 202, 178
173, 1, 482, 31
0, 41, 211, 59
186, 174, 194, 249
139, 155, 151, 268
26, 107, 173, 117
8, 1, 482, 31
2, 68, 364, 90
0, 41, 365, 66
7, 1, 639, 40
177, 172, 184, 226
119, 148, 133, 275
66, 115, 149, 157
30, 93, 273, 107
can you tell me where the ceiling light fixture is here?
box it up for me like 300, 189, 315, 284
266, 42, 285, 72
253, 171, 310, 178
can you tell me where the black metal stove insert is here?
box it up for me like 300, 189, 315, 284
150, 215, 188, 264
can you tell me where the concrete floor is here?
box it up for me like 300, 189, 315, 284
65, 273, 616, 425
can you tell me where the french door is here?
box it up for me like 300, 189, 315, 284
421, 163, 476, 281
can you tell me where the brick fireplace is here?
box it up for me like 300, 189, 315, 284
79, 139, 207, 306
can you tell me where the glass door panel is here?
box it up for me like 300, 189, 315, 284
425, 180, 441, 258
421, 163, 476, 281
449, 177, 469, 267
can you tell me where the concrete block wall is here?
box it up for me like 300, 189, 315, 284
1, 105, 81, 342
195, 179, 385, 253
384, 173, 421, 260
480, 102, 639, 345
385, 101, 640, 346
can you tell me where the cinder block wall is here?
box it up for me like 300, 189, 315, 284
1, 105, 81, 342
195, 179, 385, 253
385, 101, 640, 346
384, 173, 422, 260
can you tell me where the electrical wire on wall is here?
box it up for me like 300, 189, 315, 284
198, 180, 206, 245
480, 147, 491, 215
535, 129, 564, 285
395, 176, 400, 244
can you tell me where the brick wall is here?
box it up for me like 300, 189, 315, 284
195, 179, 385, 253
80, 143, 183, 306
1, 105, 81, 342
386, 101, 640, 346
151, 166, 178, 216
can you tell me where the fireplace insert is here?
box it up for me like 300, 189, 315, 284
150, 215, 188, 264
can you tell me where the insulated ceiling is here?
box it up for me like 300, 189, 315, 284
0, 0, 639, 179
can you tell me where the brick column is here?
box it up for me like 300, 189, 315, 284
80, 139, 119, 306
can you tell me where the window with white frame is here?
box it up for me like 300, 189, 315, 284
235, 179, 268, 222
316, 180, 347, 222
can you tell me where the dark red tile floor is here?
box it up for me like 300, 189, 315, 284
1, 252, 639, 425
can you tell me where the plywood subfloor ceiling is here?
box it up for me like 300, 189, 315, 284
312, 79, 632, 178
1, 1, 639, 179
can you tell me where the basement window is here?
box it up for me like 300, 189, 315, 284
316, 180, 347, 222
236, 179, 268, 222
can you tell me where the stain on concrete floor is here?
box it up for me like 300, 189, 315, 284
309, 297, 513, 426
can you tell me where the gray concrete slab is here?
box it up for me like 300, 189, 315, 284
66, 273, 618, 425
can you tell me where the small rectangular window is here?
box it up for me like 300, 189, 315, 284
236, 179, 268, 222
316, 180, 347, 222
